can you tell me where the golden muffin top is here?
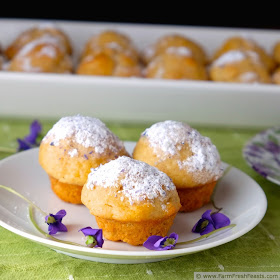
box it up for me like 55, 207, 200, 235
42, 114, 125, 155
140, 120, 223, 181
85, 156, 176, 205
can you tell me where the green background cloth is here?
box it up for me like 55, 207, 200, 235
0, 118, 279, 280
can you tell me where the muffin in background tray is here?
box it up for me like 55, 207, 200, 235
209, 49, 271, 84
7, 40, 73, 73
77, 30, 142, 77
5, 24, 72, 59
142, 34, 208, 65
272, 67, 280, 85
144, 47, 208, 80
80, 30, 139, 61
273, 41, 280, 65
212, 36, 276, 73
5, 24, 73, 73
76, 50, 142, 77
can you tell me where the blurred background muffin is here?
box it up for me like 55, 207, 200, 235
272, 67, 280, 84
209, 49, 271, 84
76, 30, 142, 77
212, 36, 276, 73
5, 24, 73, 73
142, 34, 208, 65
5, 24, 72, 59
144, 48, 208, 80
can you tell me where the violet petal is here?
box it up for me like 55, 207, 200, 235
169, 232, 179, 242
192, 218, 210, 233
79, 227, 104, 248
17, 139, 32, 151
94, 229, 104, 247
48, 224, 58, 235
56, 222, 68, 232
25, 120, 42, 144
53, 209, 67, 221
201, 209, 214, 223
200, 222, 215, 235
79, 227, 99, 236
143, 235, 163, 250
211, 212, 231, 229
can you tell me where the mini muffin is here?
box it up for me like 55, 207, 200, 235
5, 24, 72, 59
80, 30, 139, 61
209, 50, 271, 84
133, 120, 223, 212
145, 47, 208, 80
7, 38, 73, 73
39, 115, 129, 204
272, 67, 280, 85
212, 36, 276, 72
273, 41, 280, 65
81, 156, 181, 245
76, 50, 142, 77
142, 34, 207, 65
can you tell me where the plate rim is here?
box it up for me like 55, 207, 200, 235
0, 144, 267, 260
243, 126, 280, 186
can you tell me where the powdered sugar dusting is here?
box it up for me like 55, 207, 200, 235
86, 156, 175, 204
239, 71, 258, 83
43, 115, 125, 154
213, 50, 246, 67
166, 46, 192, 57
15, 35, 65, 58
38, 45, 58, 58
68, 149, 78, 157
142, 121, 223, 182
20, 57, 41, 72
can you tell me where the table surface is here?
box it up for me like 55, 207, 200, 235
0, 118, 279, 280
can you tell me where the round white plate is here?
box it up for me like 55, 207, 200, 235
243, 126, 280, 185
0, 141, 267, 264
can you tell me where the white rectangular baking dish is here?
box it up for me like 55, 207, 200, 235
0, 18, 279, 128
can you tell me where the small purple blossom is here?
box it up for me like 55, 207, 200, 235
84, 154, 89, 160
143, 233, 178, 251
192, 210, 230, 235
17, 120, 42, 151
45, 209, 67, 235
79, 227, 104, 248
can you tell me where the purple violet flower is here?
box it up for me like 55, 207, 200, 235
79, 227, 104, 248
192, 210, 230, 235
45, 209, 67, 235
17, 120, 42, 151
143, 232, 178, 251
